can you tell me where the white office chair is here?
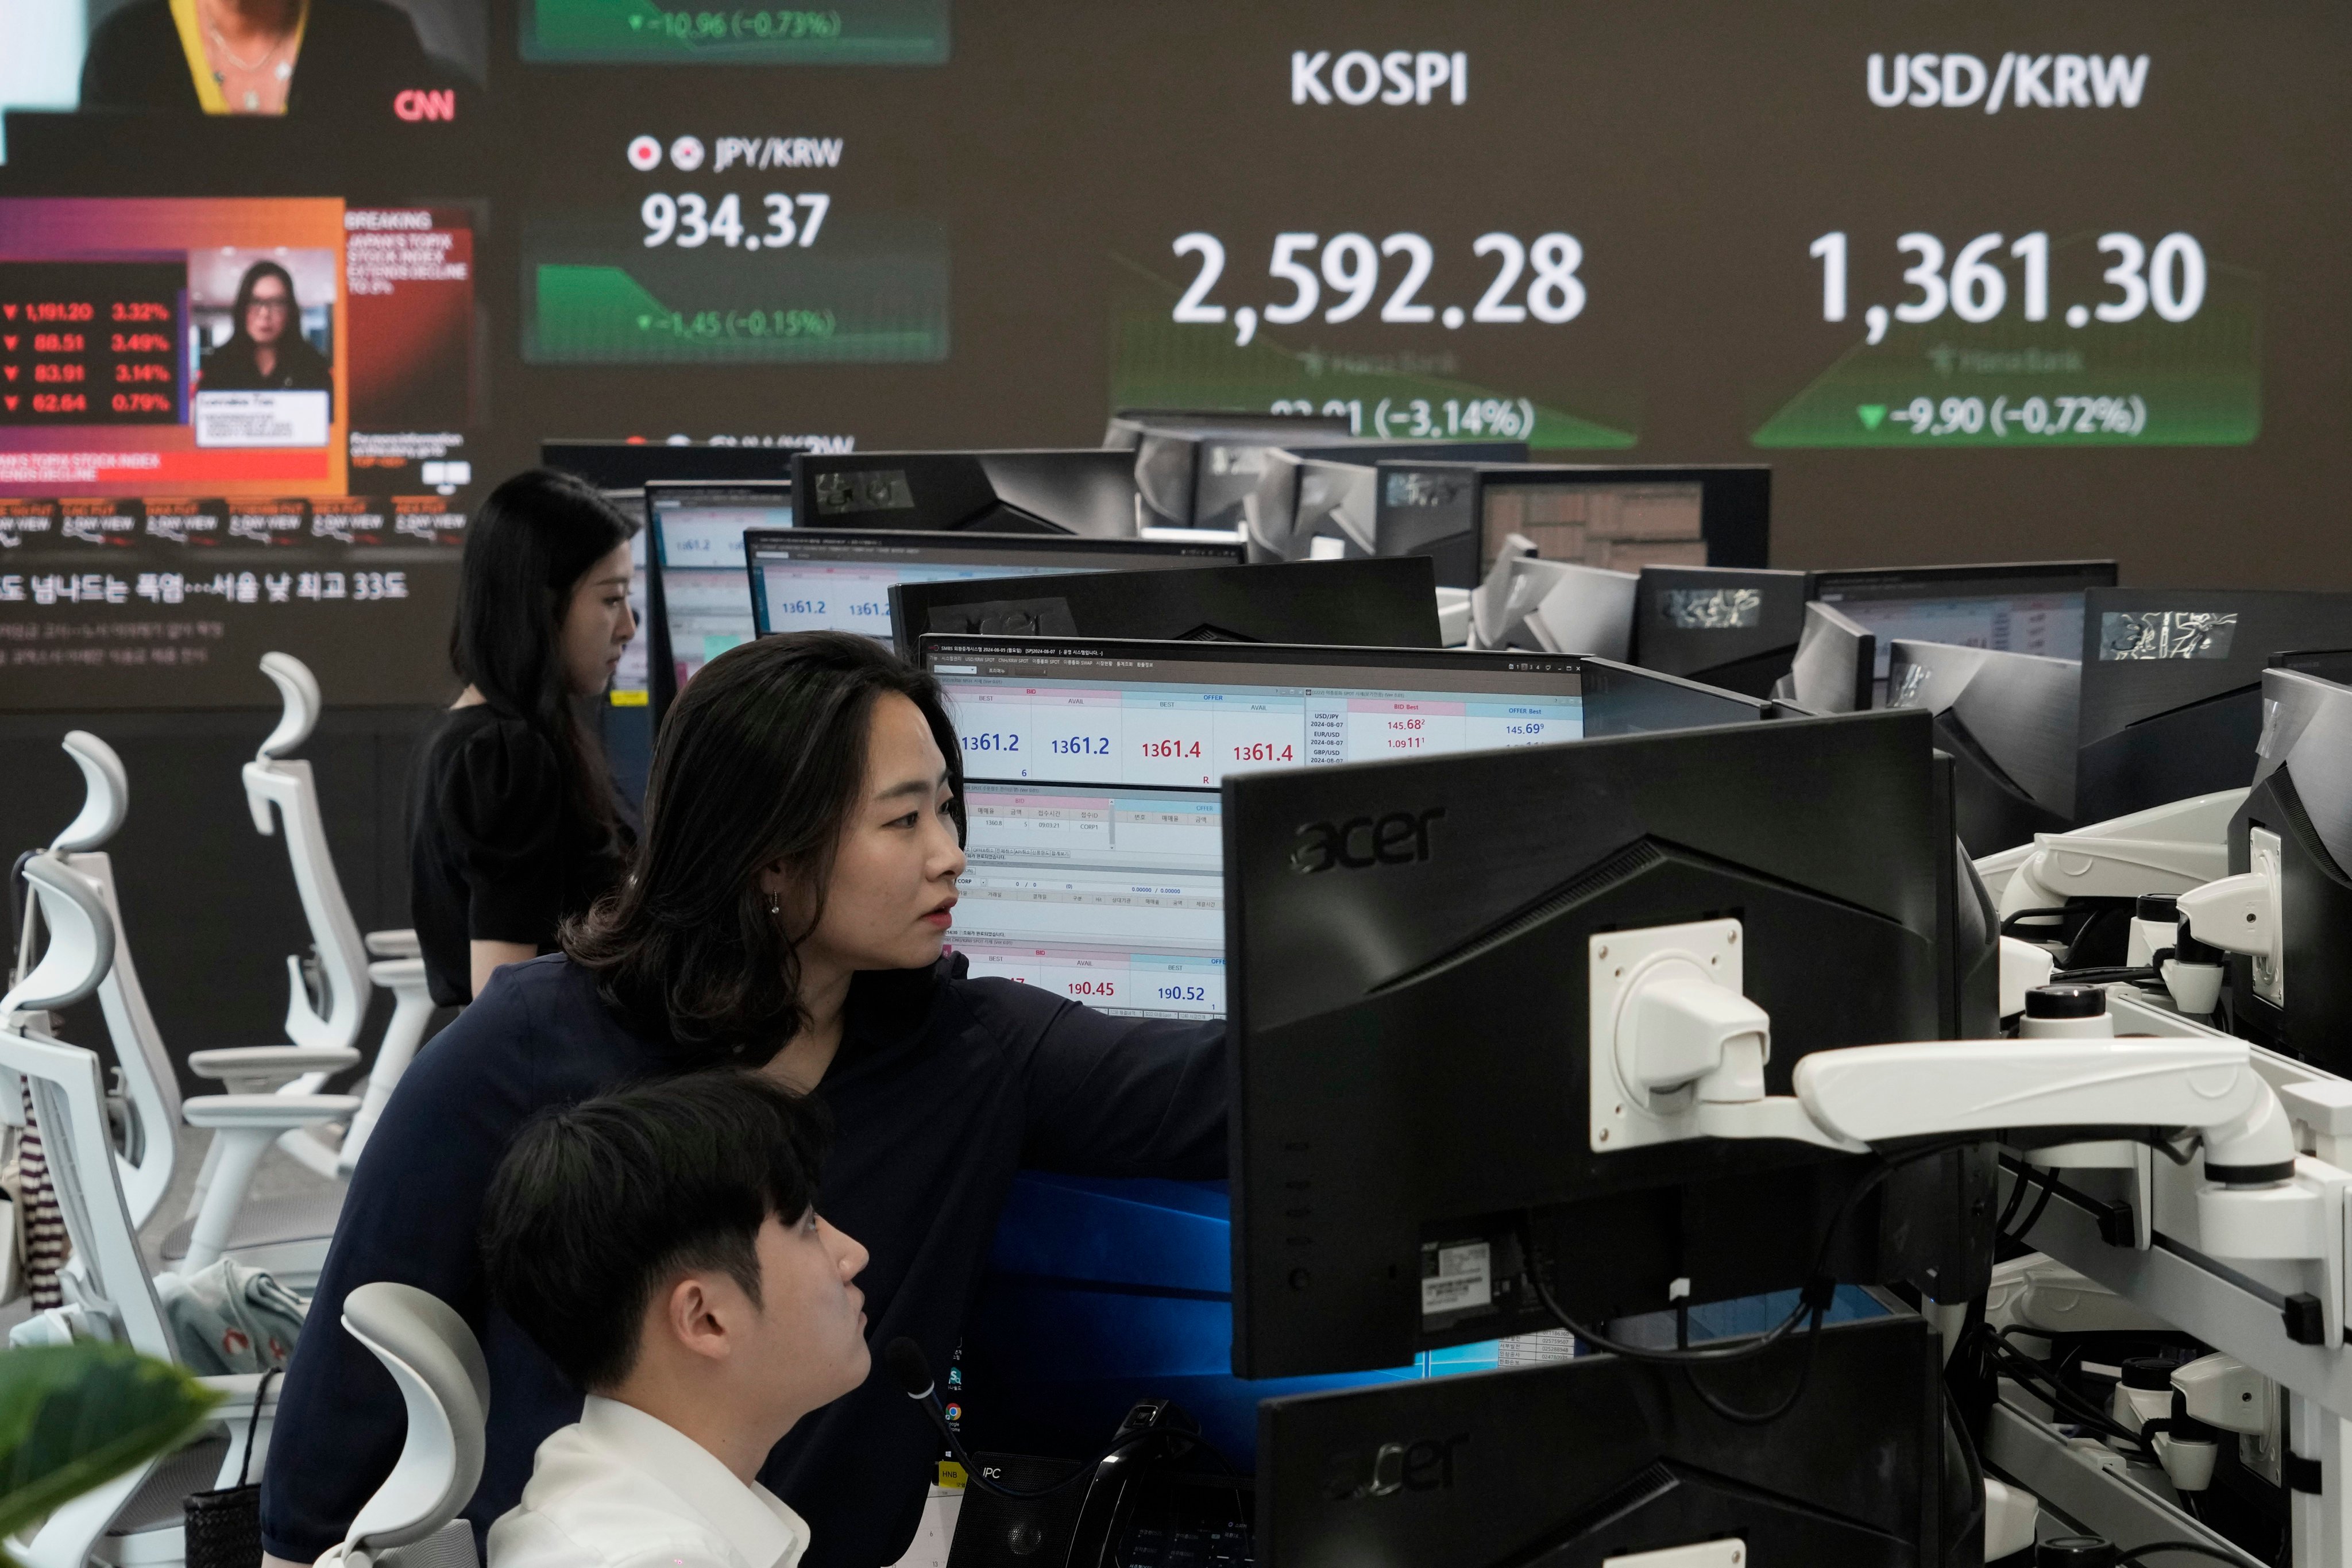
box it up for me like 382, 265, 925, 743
42, 731, 360, 1282
315, 1282, 489, 1568
242, 652, 436, 1175
0, 856, 287, 1568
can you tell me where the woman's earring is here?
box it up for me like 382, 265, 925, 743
767, 893, 781, 917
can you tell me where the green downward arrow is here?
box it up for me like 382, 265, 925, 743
1857, 404, 1888, 431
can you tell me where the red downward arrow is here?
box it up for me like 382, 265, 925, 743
3, 396, 16, 411
1, 337, 14, 351
2, 367, 15, 381
1, 305, 15, 320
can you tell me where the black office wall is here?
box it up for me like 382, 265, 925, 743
3, 707, 437, 1099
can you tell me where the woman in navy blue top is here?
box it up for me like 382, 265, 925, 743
259, 631, 1227, 1568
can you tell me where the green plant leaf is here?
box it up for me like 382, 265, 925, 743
0, 1345, 219, 1549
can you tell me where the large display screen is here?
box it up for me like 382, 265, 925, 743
2, 1, 2346, 709
0, 196, 477, 705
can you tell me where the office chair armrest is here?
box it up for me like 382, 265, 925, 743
198, 1369, 287, 1416
183, 1092, 362, 1130
366, 958, 430, 993
188, 1045, 362, 1093
365, 928, 420, 960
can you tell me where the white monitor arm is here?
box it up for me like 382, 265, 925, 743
1592, 920, 2314, 1266
1988, 787, 2247, 924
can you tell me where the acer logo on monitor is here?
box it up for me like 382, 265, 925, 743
1289, 809, 1444, 874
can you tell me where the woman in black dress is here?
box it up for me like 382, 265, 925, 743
196, 262, 333, 393
408, 468, 639, 1005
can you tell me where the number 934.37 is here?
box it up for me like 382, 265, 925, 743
642, 192, 831, 250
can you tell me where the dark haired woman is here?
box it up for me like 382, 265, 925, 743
80, 0, 439, 119
409, 467, 639, 1005
196, 261, 333, 392
260, 632, 1224, 1568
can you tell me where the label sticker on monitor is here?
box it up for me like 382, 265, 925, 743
2099, 609, 2239, 661
1420, 1241, 1492, 1319
813, 468, 917, 516
1659, 586, 1762, 630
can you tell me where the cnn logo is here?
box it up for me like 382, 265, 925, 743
393, 88, 455, 121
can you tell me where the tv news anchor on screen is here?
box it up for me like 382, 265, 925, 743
409, 469, 642, 1007
196, 261, 333, 393
78, 0, 442, 117
259, 630, 1228, 1568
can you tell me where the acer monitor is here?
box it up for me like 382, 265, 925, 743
789, 449, 1142, 538
743, 528, 1239, 647
1243, 443, 1530, 565
1631, 565, 1812, 698
2229, 665, 2352, 1072
1809, 559, 2116, 698
1223, 707, 1988, 1377
1775, 600, 1876, 715
893, 555, 1440, 656
641, 480, 793, 723
1886, 639, 2080, 858
922, 636, 1792, 1461
1258, 1315, 1971, 1568
2076, 588, 2352, 823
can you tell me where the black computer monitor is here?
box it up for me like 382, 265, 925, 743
1810, 559, 2118, 697
895, 557, 1442, 654
1223, 708, 1973, 1377
917, 636, 1776, 1024
2229, 665, 2352, 1070
642, 480, 794, 721
741, 529, 1241, 648
1270, 462, 1768, 593
2076, 588, 2352, 824
541, 439, 797, 492
1258, 1315, 1968, 1567
789, 450, 1141, 538
1778, 601, 1877, 715
1244, 443, 1531, 565
1631, 565, 1812, 698
1104, 410, 1355, 531
1886, 639, 2080, 858
1471, 464, 1771, 580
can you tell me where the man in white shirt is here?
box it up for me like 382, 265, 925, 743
478, 1072, 871, 1568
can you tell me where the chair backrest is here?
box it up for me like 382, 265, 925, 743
50, 730, 128, 855
64, 851, 180, 1229
244, 654, 368, 1055
338, 1282, 490, 1564
41, 732, 181, 1229
257, 651, 322, 761
0, 858, 174, 1362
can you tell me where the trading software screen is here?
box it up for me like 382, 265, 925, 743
747, 531, 1228, 641
650, 489, 791, 692
930, 640, 1584, 1019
